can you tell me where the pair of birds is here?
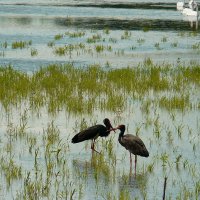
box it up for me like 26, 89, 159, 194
71, 118, 149, 176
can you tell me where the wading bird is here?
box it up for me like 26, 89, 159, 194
71, 118, 115, 153
115, 124, 149, 177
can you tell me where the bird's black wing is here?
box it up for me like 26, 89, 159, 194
71, 124, 104, 143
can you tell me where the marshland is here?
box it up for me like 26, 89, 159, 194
0, 0, 200, 199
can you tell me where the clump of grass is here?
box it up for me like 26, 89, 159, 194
119, 189, 131, 200
2, 41, 8, 48
87, 34, 101, 43
137, 38, 145, 45
143, 26, 150, 32
171, 41, 178, 48
0, 157, 22, 187
54, 34, 63, 40
158, 95, 190, 111
160, 152, 169, 167
161, 37, 167, 42
154, 42, 162, 50
12, 40, 32, 49
47, 41, 55, 47
121, 30, 131, 40
65, 31, 85, 38
103, 28, 110, 34
130, 45, 136, 50
54, 46, 66, 55
31, 48, 38, 56
43, 121, 60, 145
54, 43, 85, 56
192, 42, 200, 50
95, 45, 104, 53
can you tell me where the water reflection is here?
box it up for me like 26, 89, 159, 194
118, 168, 148, 199
72, 154, 117, 199
55, 16, 200, 31
182, 15, 199, 30
72, 152, 149, 199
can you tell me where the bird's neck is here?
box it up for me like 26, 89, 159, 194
118, 130, 125, 139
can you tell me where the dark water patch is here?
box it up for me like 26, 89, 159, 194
0, 2, 177, 10
1, 14, 198, 32
67, 2, 176, 10
56, 17, 199, 32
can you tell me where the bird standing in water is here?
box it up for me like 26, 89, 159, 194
115, 124, 149, 177
71, 118, 115, 154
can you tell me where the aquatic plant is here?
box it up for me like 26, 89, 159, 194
47, 41, 55, 47
161, 36, 167, 42
0, 62, 199, 115
65, 31, 85, 38
54, 34, 63, 40
87, 34, 102, 43
121, 30, 131, 40
0, 157, 22, 187
31, 48, 38, 56
11, 40, 32, 49
103, 28, 110, 34
137, 38, 145, 45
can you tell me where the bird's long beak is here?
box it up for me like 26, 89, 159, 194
112, 126, 120, 131
110, 126, 118, 132
108, 123, 116, 133
110, 126, 116, 133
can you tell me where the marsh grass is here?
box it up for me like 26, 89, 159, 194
0, 157, 22, 187
121, 30, 131, 40
0, 63, 199, 114
87, 34, 102, 43
12, 40, 32, 49
31, 48, 38, 56
0, 62, 200, 199
54, 34, 63, 40
65, 31, 85, 38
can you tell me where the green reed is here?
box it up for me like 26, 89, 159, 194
12, 40, 32, 49
0, 62, 199, 116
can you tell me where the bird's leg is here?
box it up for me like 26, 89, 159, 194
91, 140, 100, 154
129, 152, 132, 176
130, 152, 132, 167
135, 155, 137, 178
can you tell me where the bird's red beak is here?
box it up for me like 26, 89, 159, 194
109, 124, 116, 133
112, 126, 120, 131
110, 125, 116, 133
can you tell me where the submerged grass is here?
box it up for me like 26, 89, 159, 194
0, 63, 199, 114
0, 62, 199, 199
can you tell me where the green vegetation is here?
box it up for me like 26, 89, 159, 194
87, 34, 102, 43
0, 62, 199, 199
0, 63, 199, 114
0, 29, 200, 200
65, 31, 85, 38
31, 48, 38, 56
121, 30, 131, 40
54, 34, 63, 40
12, 40, 32, 49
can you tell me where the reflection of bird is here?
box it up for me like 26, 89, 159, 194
115, 125, 149, 177
71, 118, 115, 153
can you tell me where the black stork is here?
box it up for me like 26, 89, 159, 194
115, 124, 149, 177
71, 118, 115, 153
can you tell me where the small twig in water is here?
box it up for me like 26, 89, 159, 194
162, 176, 167, 200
